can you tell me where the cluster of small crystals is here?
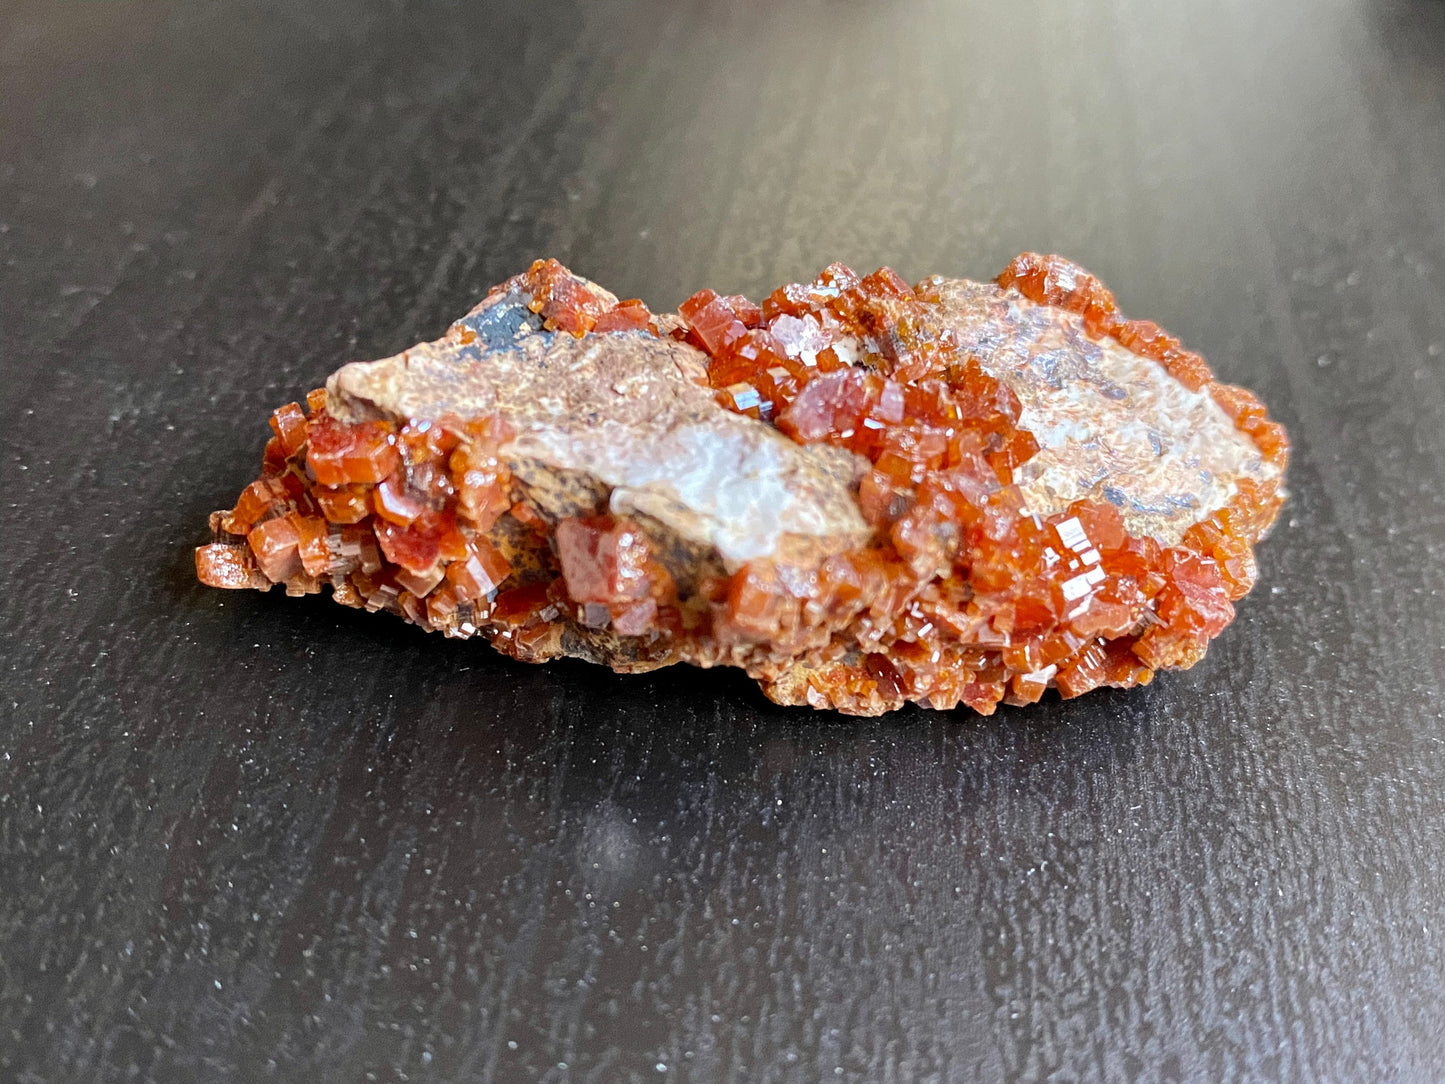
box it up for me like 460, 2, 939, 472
506, 258, 657, 337
196, 264, 682, 660
198, 254, 1287, 716
195, 390, 576, 659
650, 256, 1290, 713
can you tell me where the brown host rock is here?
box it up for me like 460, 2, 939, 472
196, 255, 1287, 715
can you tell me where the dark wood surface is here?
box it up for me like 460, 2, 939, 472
4, 1, 1444, 1080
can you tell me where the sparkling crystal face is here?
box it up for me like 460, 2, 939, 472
197, 255, 1287, 716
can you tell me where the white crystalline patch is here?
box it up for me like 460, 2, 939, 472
829, 336, 863, 366
726, 384, 762, 413
515, 412, 868, 566
931, 280, 1279, 546
1061, 571, 1094, 601
328, 311, 869, 568
597, 422, 849, 563
1055, 516, 1089, 551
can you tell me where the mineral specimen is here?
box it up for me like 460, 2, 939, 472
196, 254, 1287, 715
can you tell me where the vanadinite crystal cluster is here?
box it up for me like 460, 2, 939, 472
197, 254, 1287, 715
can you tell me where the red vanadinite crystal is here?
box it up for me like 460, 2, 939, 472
314, 484, 371, 524
269, 402, 309, 457
519, 258, 611, 336
291, 514, 330, 577
998, 252, 1120, 340
592, 298, 655, 333
448, 420, 513, 531
445, 537, 512, 604
195, 543, 266, 590
490, 581, 553, 626
306, 415, 400, 486
374, 510, 469, 576
372, 473, 428, 525
555, 515, 675, 633
505, 258, 660, 338
246, 515, 303, 583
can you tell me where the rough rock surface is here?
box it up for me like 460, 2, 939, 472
928, 277, 1274, 545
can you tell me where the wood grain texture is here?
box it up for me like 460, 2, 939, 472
3, 0, 1444, 1080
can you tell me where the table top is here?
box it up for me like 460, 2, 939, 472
5, 1, 1444, 1080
